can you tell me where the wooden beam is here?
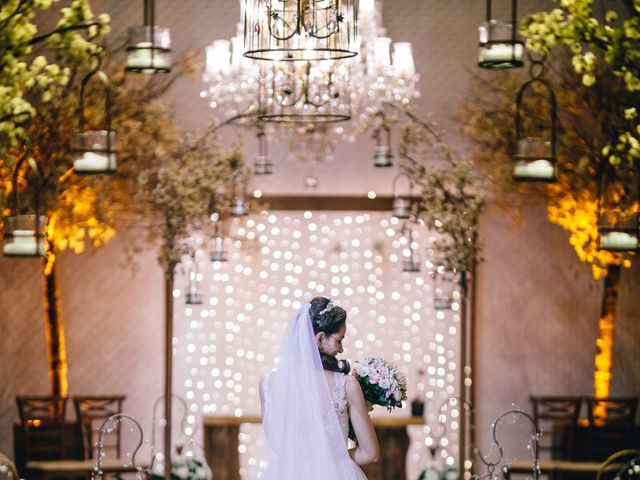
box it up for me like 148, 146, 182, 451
256, 195, 398, 211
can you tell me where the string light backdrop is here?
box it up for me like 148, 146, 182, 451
172, 211, 462, 479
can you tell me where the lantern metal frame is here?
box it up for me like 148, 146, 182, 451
478, 0, 524, 69
243, 0, 359, 62
125, 0, 171, 74
373, 125, 393, 168
401, 222, 420, 273
230, 169, 250, 217
253, 124, 273, 174
209, 216, 228, 263
72, 60, 117, 175
257, 60, 351, 123
513, 60, 558, 183
596, 160, 640, 252
185, 250, 203, 305
391, 172, 413, 219
3, 152, 46, 258
432, 266, 456, 310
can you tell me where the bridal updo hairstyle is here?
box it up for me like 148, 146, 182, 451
309, 296, 351, 374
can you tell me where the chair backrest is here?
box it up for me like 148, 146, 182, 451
530, 396, 583, 460
15, 396, 68, 462
73, 395, 126, 459
587, 397, 639, 427
0, 452, 19, 480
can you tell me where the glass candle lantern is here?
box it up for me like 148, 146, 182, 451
373, 126, 393, 168
478, 20, 524, 69
402, 253, 421, 272
72, 130, 117, 174
598, 210, 639, 252
231, 197, 249, 217
126, 26, 172, 74
513, 137, 556, 182
3, 214, 46, 257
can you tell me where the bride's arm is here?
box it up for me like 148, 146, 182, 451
259, 375, 266, 418
345, 375, 379, 465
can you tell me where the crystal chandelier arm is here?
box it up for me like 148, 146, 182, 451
303, 2, 340, 39
272, 63, 305, 107
267, 3, 300, 42
302, 63, 336, 108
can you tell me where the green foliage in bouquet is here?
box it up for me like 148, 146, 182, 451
150, 458, 212, 480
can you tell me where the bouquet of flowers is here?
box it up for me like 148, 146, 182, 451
354, 355, 408, 410
349, 355, 408, 441
150, 457, 212, 480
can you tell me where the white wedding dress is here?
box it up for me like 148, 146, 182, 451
258, 304, 369, 480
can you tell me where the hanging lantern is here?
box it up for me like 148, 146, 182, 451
433, 266, 456, 310
392, 172, 413, 219
72, 64, 116, 174
597, 161, 639, 252
254, 125, 273, 175
230, 170, 249, 217
185, 251, 203, 305
209, 215, 228, 263
373, 125, 393, 167
126, 0, 171, 74
3, 155, 46, 257
513, 60, 557, 182
243, 0, 358, 62
478, 0, 524, 69
258, 60, 351, 123
402, 223, 420, 272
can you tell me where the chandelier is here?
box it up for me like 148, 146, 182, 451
258, 60, 351, 123
243, 0, 359, 61
200, 0, 420, 170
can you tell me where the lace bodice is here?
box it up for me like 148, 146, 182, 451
262, 371, 350, 443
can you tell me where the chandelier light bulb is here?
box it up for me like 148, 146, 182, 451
205, 40, 231, 77
359, 0, 375, 15
372, 37, 392, 72
393, 42, 416, 78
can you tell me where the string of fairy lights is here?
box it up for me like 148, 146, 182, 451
172, 212, 461, 479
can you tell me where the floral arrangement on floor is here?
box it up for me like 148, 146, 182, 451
353, 355, 408, 410
150, 457, 212, 480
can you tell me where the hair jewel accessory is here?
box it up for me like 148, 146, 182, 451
318, 301, 334, 316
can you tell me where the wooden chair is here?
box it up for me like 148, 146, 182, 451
586, 397, 639, 461
72, 395, 126, 460
530, 396, 583, 461
15, 396, 68, 463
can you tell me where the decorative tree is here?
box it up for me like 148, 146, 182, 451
520, 0, 639, 167
461, 51, 636, 407
1, 0, 110, 396
371, 103, 486, 479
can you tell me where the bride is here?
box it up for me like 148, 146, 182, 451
259, 297, 379, 479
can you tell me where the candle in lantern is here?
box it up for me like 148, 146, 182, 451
232, 198, 248, 216
127, 43, 171, 71
393, 197, 410, 218
479, 43, 523, 64
3, 230, 45, 256
513, 159, 555, 180
374, 145, 392, 167
600, 231, 639, 251
73, 151, 117, 173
